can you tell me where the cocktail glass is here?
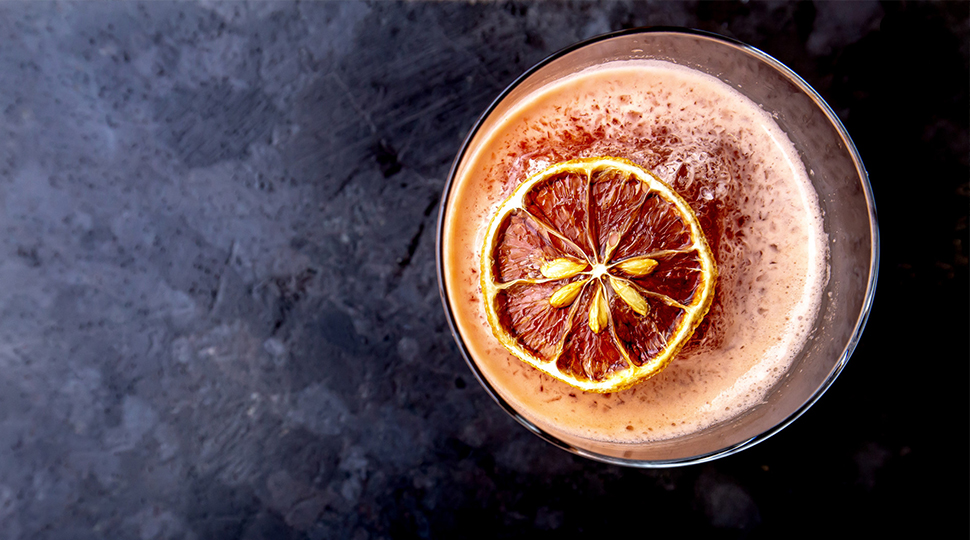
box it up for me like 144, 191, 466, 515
436, 28, 878, 467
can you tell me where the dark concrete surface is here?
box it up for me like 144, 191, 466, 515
0, 1, 966, 539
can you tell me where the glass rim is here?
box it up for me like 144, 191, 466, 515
435, 26, 880, 468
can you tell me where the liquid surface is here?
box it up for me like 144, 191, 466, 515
442, 60, 827, 443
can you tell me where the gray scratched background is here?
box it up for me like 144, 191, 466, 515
0, 1, 966, 539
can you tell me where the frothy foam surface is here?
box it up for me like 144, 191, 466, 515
442, 60, 827, 443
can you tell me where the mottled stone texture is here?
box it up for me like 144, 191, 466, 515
0, 2, 965, 539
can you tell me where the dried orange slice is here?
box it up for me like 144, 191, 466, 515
481, 157, 717, 393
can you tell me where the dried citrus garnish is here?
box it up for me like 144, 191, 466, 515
481, 157, 717, 393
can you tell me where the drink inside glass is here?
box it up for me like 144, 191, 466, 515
436, 29, 877, 466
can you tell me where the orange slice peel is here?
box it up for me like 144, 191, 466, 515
481, 157, 717, 393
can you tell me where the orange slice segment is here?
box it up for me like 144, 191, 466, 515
481, 157, 717, 393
